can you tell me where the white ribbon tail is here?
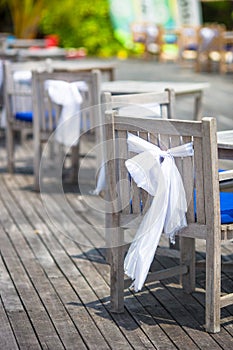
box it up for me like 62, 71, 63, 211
45, 80, 83, 147
124, 133, 193, 291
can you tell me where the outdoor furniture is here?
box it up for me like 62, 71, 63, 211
17, 47, 67, 62
195, 24, 226, 73
131, 22, 163, 60
220, 31, 233, 74
217, 129, 233, 160
3, 38, 46, 50
101, 80, 209, 121
217, 129, 233, 189
32, 68, 101, 191
3, 60, 51, 173
2, 59, 115, 181
102, 88, 175, 119
104, 111, 233, 333
177, 25, 199, 67
3, 59, 102, 190
50, 59, 116, 81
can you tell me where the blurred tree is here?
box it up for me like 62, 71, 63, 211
0, 0, 133, 56
0, 0, 49, 38
40, 0, 123, 56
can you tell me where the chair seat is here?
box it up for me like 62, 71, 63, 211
15, 110, 89, 130
194, 189, 233, 225
15, 111, 33, 122
15, 110, 57, 127
220, 191, 233, 224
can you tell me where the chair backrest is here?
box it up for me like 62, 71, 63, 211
197, 23, 225, 53
179, 25, 199, 50
3, 60, 49, 128
31, 68, 101, 138
131, 22, 164, 57
178, 25, 199, 62
104, 111, 220, 235
102, 89, 175, 119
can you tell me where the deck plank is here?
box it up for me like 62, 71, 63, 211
15, 173, 162, 349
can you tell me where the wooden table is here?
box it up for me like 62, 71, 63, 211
217, 130, 233, 160
51, 59, 116, 81
101, 80, 209, 120
17, 48, 67, 61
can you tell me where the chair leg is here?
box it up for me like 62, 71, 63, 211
205, 234, 221, 333
6, 124, 14, 173
109, 227, 125, 313
71, 143, 80, 184
34, 140, 42, 192
180, 237, 195, 293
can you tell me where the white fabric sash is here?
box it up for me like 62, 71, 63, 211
45, 80, 87, 147
124, 133, 193, 292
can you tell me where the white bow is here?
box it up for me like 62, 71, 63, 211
124, 133, 193, 292
45, 80, 87, 147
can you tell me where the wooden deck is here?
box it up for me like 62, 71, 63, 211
0, 59, 233, 349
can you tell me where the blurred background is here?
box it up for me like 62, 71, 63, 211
0, 0, 232, 59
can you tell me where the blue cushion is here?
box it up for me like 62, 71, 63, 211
15, 111, 33, 122
194, 189, 233, 225
185, 43, 198, 51
15, 110, 57, 127
220, 191, 233, 224
129, 189, 233, 225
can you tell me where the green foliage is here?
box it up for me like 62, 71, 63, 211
40, 0, 124, 56
0, 0, 47, 38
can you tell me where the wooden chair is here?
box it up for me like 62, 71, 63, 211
104, 111, 233, 333
131, 22, 163, 60
195, 24, 226, 73
177, 25, 199, 67
3, 60, 44, 174
32, 68, 101, 191
219, 30, 233, 74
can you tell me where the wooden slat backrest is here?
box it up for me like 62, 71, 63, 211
32, 67, 102, 191
103, 89, 175, 119
4, 61, 32, 123
197, 24, 225, 53
32, 68, 101, 134
3, 60, 50, 125
105, 112, 219, 232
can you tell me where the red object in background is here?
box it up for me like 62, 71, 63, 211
45, 34, 60, 47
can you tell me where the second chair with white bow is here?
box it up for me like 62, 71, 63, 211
32, 68, 101, 191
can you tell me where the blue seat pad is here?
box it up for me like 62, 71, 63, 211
129, 189, 233, 225
15, 111, 57, 127
194, 190, 233, 224
15, 111, 33, 122
220, 191, 233, 224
